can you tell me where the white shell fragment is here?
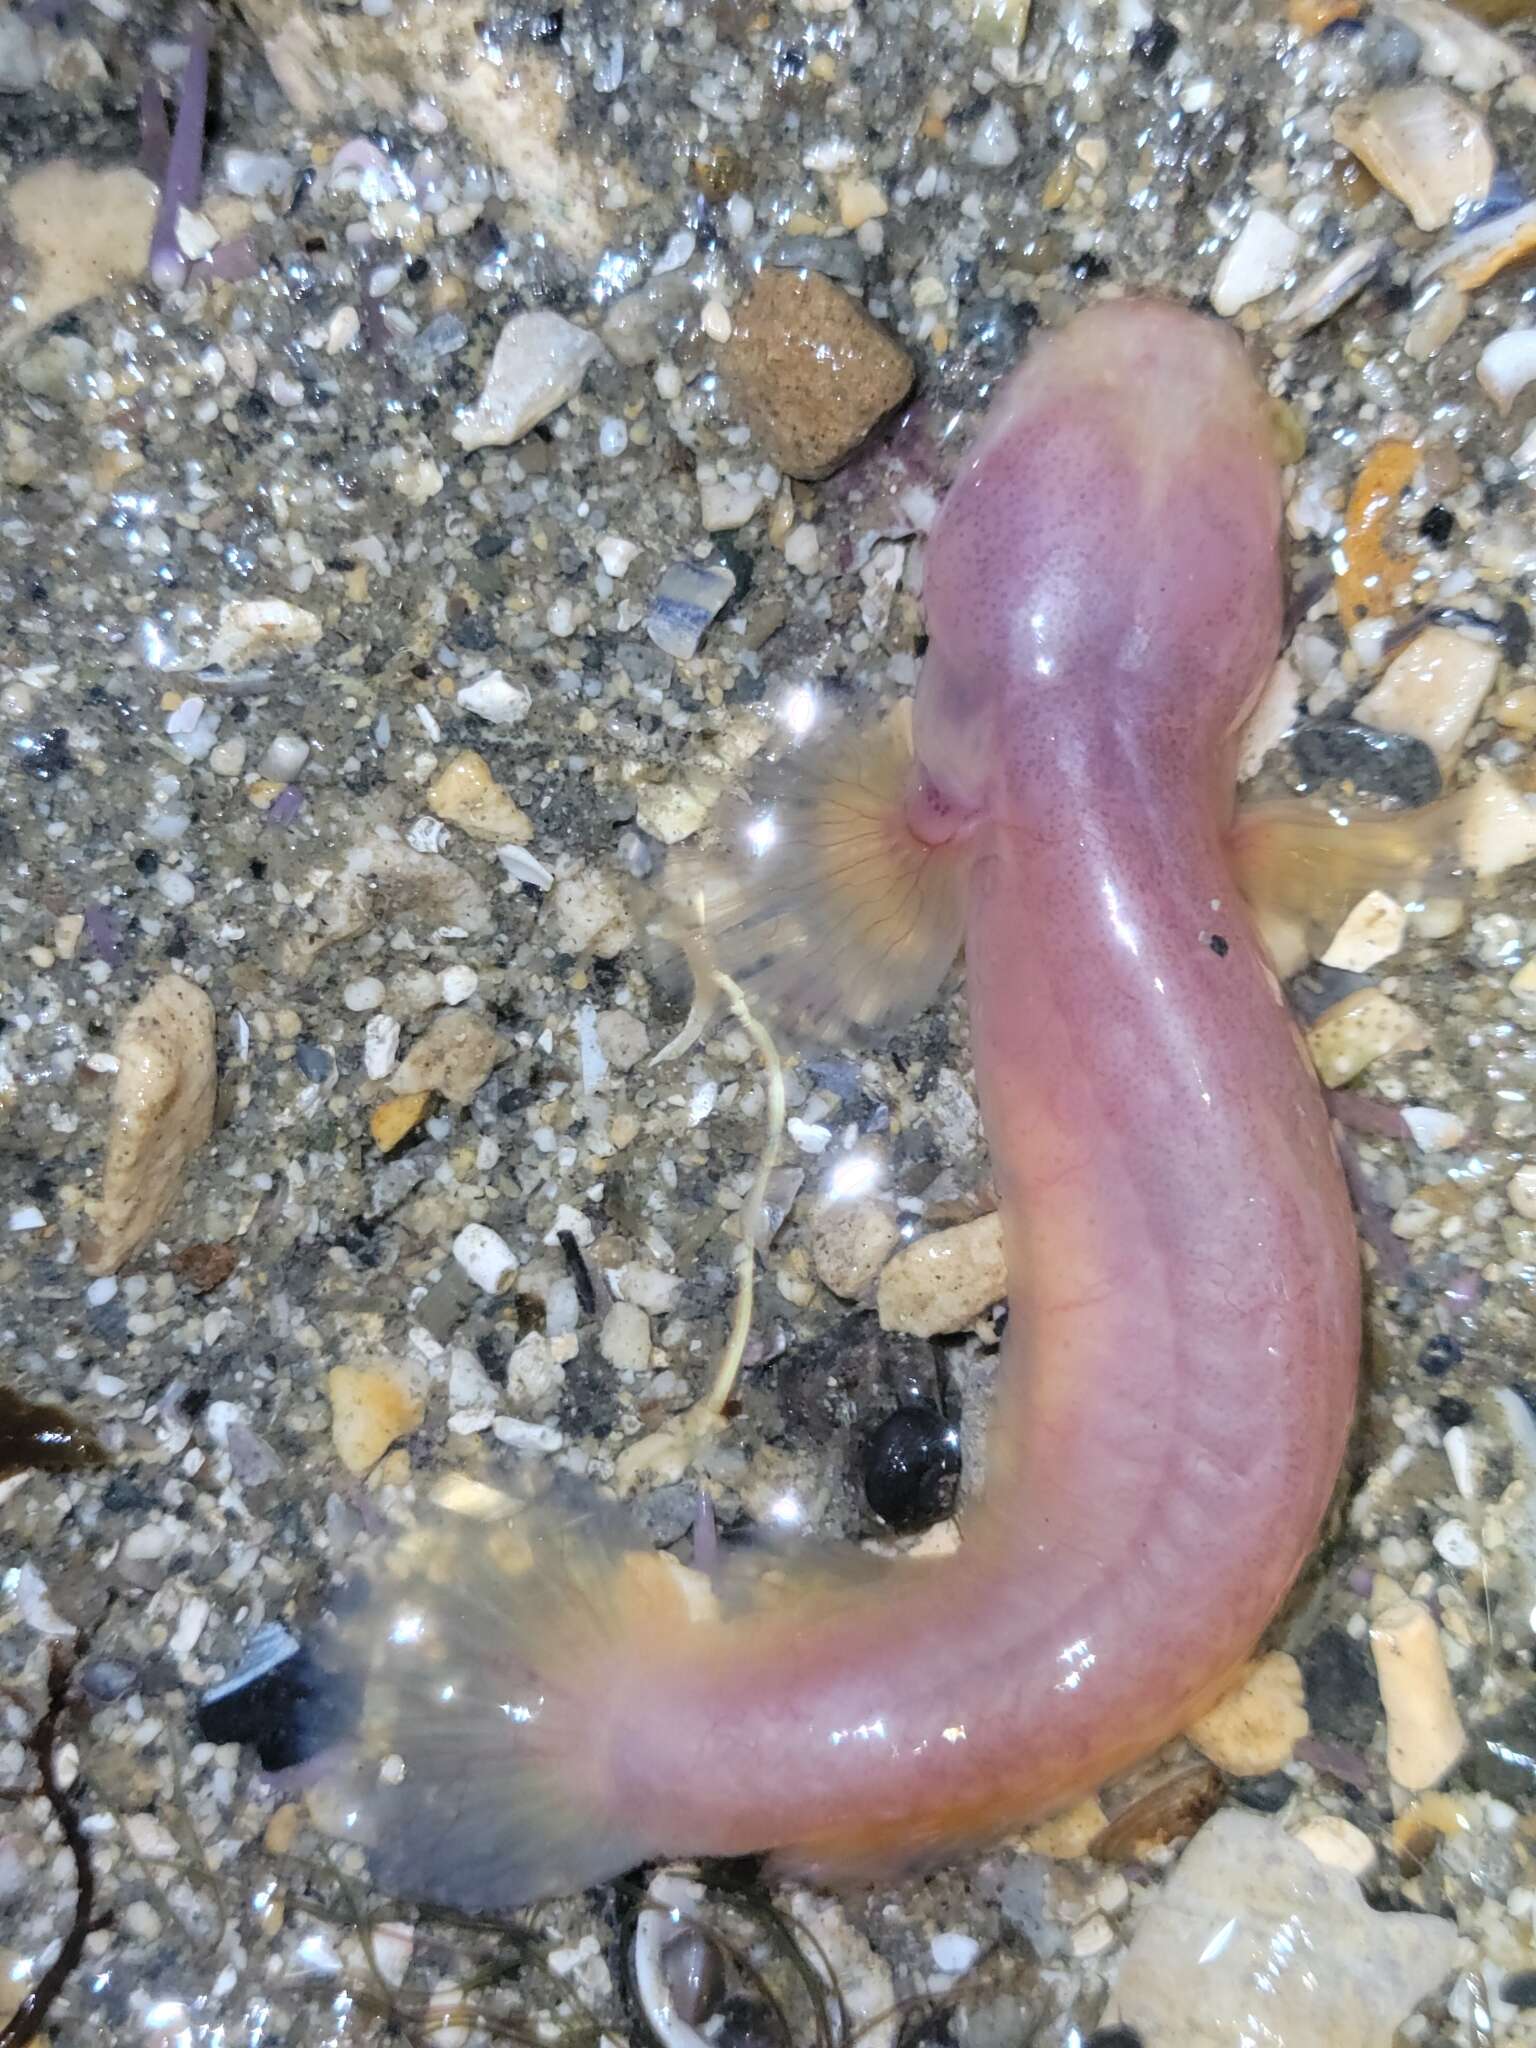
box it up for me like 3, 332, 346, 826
1321, 890, 1408, 973
1273, 239, 1388, 338
1384, 0, 1526, 93
1477, 326, 1536, 414
84, 975, 217, 1276
1369, 1595, 1467, 1790
1107, 1810, 1459, 2048
1333, 86, 1493, 233
453, 308, 605, 451
452, 1223, 519, 1295
205, 597, 321, 673
630, 1870, 713, 2048
1212, 208, 1301, 318
1354, 624, 1500, 769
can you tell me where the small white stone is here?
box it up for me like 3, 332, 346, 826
699, 476, 764, 531
598, 416, 629, 457
260, 733, 310, 780
1321, 891, 1407, 973
1509, 1163, 1536, 1218
1431, 1517, 1481, 1569
702, 300, 733, 344
9, 1205, 45, 1231
1212, 208, 1302, 317
456, 671, 531, 726
439, 966, 479, 1006
363, 1013, 401, 1079
930, 1931, 981, 1974
599, 1299, 652, 1373
597, 535, 639, 578
157, 868, 195, 909
812, 1197, 901, 1298
970, 101, 1021, 167
1401, 1105, 1465, 1151
325, 304, 361, 355
344, 976, 386, 1013
595, 1008, 649, 1071
207, 736, 247, 777
453, 308, 604, 451
1293, 1814, 1377, 1878
452, 1223, 518, 1295
784, 523, 821, 572
505, 1330, 566, 1411
1478, 326, 1536, 413
446, 1346, 499, 1432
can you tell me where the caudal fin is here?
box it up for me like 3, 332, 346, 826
670, 702, 969, 1041
317, 1482, 708, 1913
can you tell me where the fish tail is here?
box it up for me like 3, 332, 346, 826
670, 700, 971, 1040
320, 1483, 709, 1912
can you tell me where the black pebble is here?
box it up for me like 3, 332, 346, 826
1434, 1394, 1473, 1430
1418, 505, 1454, 547
293, 1042, 332, 1083
1300, 1625, 1382, 1748
1132, 16, 1178, 68
1291, 719, 1441, 807
1418, 1333, 1462, 1377
1087, 2030, 1146, 2048
1501, 1969, 1536, 2008
713, 1996, 780, 2048
1233, 1770, 1293, 1813
12, 727, 73, 780
1463, 1697, 1536, 1804
451, 611, 498, 652
1499, 599, 1532, 669
864, 1404, 961, 1534
134, 848, 160, 876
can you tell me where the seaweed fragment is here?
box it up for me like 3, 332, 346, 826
0, 1645, 95, 2048
0, 1386, 106, 1480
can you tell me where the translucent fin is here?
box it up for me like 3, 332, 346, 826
316, 1486, 708, 1913
1230, 789, 1473, 979
669, 702, 970, 1042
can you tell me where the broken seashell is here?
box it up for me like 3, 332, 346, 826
1212, 208, 1302, 318
453, 308, 605, 452
1477, 325, 1536, 411
1272, 239, 1389, 337
1417, 196, 1536, 291
1353, 624, 1500, 768
83, 975, 217, 1276
1383, 0, 1526, 92
1333, 86, 1493, 233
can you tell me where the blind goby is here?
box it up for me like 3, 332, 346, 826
318, 298, 1362, 1911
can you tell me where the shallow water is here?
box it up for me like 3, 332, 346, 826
4, 1, 1536, 2043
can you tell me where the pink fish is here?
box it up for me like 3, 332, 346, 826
323, 299, 1361, 1910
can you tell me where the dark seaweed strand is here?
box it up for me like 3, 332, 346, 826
1, 1645, 96, 2048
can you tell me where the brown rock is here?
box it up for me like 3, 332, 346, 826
171, 1241, 239, 1294
723, 270, 914, 480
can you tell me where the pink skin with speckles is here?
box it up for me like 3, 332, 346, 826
334, 302, 1360, 1910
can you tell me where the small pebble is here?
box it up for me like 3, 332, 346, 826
812, 1197, 901, 1297
864, 1403, 961, 1533
1212, 208, 1301, 317
344, 976, 386, 1013
439, 965, 478, 1006
453, 308, 604, 450
453, 1223, 518, 1295
327, 1359, 426, 1474
1293, 1815, 1377, 1878
599, 1299, 652, 1372
969, 102, 1021, 167
429, 748, 533, 843
877, 1212, 1005, 1336
1369, 1595, 1467, 1790
1188, 1653, 1309, 1776
261, 733, 310, 780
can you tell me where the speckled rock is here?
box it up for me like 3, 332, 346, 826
723, 269, 915, 480
428, 750, 533, 843
877, 1213, 1005, 1336
1, 160, 155, 349
1107, 1810, 1459, 2046
83, 976, 218, 1276
1306, 987, 1426, 1086
327, 1358, 427, 1475
811, 1197, 902, 1298
1188, 1652, 1309, 1775
391, 1012, 502, 1106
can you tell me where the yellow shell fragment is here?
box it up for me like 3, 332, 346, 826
83, 975, 217, 1276
371, 1089, 432, 1153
